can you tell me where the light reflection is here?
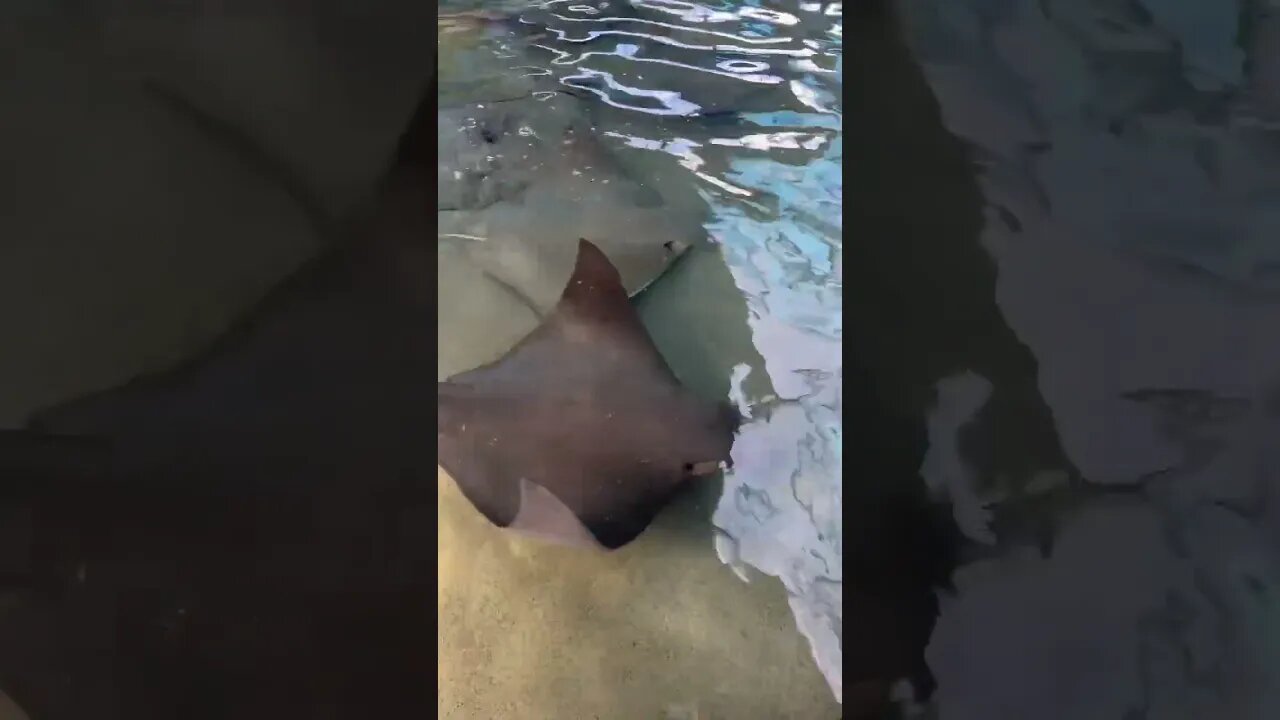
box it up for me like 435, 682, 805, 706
707, 131, 828, 150
738, 7, 800, 26
629, 0, 746, 24
532, 42, 785, 84
717, 59, 772, 73
539, 25, 817, 57
531, 12, 795, 45
562, 68, 703, 115
789, 78, 837, 114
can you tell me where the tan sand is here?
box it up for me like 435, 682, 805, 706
437, 465, 839, 720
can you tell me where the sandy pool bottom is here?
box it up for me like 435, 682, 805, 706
437, 467, 839, 719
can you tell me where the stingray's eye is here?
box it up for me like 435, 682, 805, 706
683, 461, 721, 476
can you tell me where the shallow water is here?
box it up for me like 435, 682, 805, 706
436, 0, 846, 716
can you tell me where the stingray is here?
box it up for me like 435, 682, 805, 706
438, 238, 739, 550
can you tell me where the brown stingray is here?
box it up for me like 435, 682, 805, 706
438, 239, 739, 550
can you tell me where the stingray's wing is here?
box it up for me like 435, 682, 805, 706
445, 239, 677, 392
505, 478, 604, 549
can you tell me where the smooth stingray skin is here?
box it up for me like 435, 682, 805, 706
438, 239, 739, 550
